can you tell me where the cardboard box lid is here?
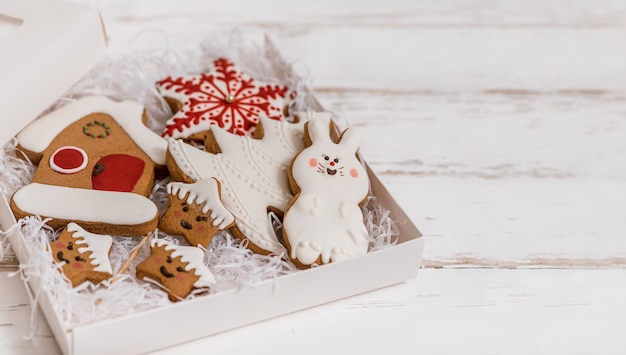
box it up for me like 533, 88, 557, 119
0, 0, 107, 146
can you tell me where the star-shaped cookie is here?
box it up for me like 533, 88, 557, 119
157, 57, 295, 141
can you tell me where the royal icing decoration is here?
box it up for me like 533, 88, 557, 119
157, 57, 294, 139
91, 154, 146, 192
65, 223, 114, 274
83, 120, 112, 139
283, 117, 370, 266
12, 183, 158, 226
167, 179, 235, 229
167, 113, 329, 255
49, 146, 88, 174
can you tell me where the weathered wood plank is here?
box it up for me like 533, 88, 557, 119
99, 0, 626, 27
95, 0, 626, 91
0, 273, 57, 355
2, 269, 625, 355
316, 89, 626, 266
317, 90, 626, 179
384, 175, 626, 267
153, 269, 626, 354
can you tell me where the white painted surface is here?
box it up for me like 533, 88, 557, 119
1, 0, 625, 353
2, 269, 626, 355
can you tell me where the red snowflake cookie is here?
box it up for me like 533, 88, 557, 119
157, 58, 295, 140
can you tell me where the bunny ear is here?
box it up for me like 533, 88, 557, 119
306, 118, 332, 145
339, 127, 363, 153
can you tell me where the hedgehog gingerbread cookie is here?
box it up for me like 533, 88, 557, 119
135, 239, 216, 302
50, 223, 114, 287
10, 96, 167, 236
159, 178, 235, 248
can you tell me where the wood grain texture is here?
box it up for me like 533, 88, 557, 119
97, 0, 626, 91
2, 269, 626, 355
314, 89, 626, 267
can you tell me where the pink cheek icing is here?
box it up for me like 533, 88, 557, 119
309, 158, 318, 167
350, 168, 359, 178
72, 262, 84, 269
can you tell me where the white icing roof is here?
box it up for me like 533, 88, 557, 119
67, 222, 113, 274
16, 96, 167, 165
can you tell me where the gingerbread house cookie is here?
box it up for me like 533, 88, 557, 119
10, 96, 167, 236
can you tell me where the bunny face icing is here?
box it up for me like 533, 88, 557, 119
312, 154, 346, 176
291, 119, 369, 202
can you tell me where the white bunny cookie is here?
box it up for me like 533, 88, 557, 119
283, 117, 370, 268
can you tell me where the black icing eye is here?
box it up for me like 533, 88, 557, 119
167, 256, 173, 264
182, 204, 190, 212
75, 256, 86, 262
92, 163, 105, 177
176, 266, 186, 273
196, 216, 208, 222
67, 242, 73, 251
333, 158, 340, 163
323, 155, 330, 161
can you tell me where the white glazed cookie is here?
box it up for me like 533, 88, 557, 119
282, 117, 370, 268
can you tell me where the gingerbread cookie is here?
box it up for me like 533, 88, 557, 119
282, 117, 370, 268
166, 113, 331, 255
10, 96, 167, 236
50, 223, 114, 287
159, 178, 235, 248
135, 239, 216, 301
157, 57, 295, 141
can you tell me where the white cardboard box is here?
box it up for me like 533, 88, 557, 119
0, 1, 425, 354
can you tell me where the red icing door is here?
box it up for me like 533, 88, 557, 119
92, 154, 145, 192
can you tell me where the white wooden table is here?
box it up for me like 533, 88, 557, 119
2, 0, 626, 353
